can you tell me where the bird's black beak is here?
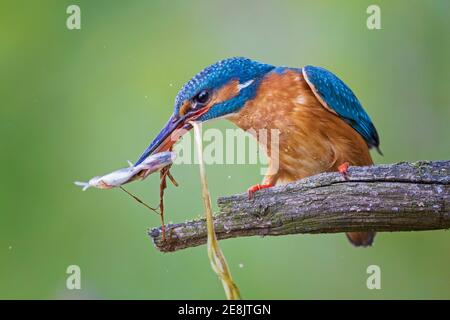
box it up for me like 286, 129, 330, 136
134, 114, 190, 165
134, 107, 209, 166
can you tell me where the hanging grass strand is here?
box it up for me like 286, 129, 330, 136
190, 121, 241, 300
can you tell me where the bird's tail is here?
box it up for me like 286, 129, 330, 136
346, 232, 376, 247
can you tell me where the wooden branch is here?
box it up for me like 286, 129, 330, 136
149, 160, 450, 252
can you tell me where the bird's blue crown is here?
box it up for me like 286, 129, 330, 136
174, 57, 274, 119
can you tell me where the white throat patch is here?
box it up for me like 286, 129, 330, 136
237, 79, 254, 91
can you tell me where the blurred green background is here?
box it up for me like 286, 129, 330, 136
1, 0, 449, 299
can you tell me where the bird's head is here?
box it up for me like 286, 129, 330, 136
135, 57, 274, 165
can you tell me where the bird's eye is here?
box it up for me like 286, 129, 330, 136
193, 90, 210, 107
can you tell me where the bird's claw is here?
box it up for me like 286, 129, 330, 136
247, 183, 274, 199
338, 162, 350, 180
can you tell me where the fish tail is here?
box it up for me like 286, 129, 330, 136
74, 181, 90, 191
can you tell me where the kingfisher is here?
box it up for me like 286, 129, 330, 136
135, 57, 381, 247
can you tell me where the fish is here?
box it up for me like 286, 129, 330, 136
74, 151, 176, 191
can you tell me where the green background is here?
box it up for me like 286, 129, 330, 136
1, 0, 449, 299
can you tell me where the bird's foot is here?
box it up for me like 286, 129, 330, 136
247, 183, 274, 199
338, 162, 350, 180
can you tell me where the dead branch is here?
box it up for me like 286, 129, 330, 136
149, 160, 450, 252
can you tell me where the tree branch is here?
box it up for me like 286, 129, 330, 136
149, 160, 450, 252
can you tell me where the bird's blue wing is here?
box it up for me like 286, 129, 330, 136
302, 65, 380, 151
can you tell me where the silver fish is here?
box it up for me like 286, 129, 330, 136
75, 151, 175, 191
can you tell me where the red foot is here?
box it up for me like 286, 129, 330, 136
247, 183, 274, 199
338, 162, 350, 180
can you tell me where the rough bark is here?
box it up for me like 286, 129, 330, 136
149, 160, 450, 252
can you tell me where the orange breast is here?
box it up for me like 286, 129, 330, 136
228, 69, 373, 184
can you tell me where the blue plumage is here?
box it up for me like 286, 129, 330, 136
303, 65, 380, 151
174, 57, 274, 117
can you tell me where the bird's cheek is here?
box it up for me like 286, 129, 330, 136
179, 101, 191, 117
214, 80, 240, 103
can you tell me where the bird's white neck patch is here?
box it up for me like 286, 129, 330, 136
237, 79, 254, 91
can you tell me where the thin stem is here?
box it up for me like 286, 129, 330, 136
190, 121, 241, 300
119, 186, 160, 215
